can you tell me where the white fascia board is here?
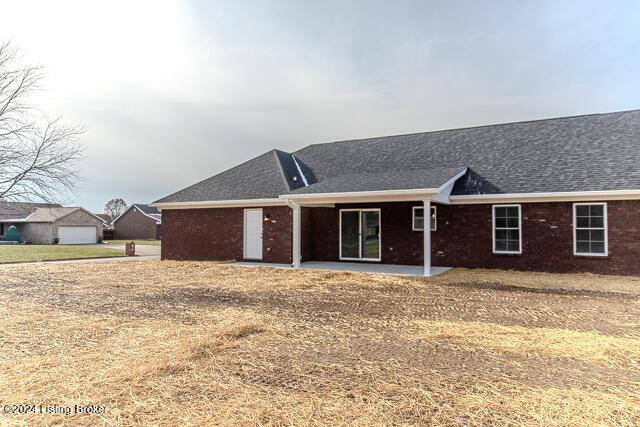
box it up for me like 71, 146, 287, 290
280, 188, 440, 204
449, 189, 640, 204
150, 198, 287, 210
279, 169, 467, 205
298, 203, 335, 208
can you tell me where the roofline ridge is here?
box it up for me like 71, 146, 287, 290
295, 107, 640, 151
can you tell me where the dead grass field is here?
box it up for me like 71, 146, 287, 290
0, 261, 638, 426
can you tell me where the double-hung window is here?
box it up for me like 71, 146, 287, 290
493, 205, 522, 254
412, 206, 437, 231
573, 203, 607, 256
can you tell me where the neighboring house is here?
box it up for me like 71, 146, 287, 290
152, 109, 640, 276
112, 204, 161, 240
0, 204, 104, 244
0, 202, 61, 239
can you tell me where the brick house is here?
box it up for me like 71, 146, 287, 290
153, 109, 640, 276
0, 203, 104, 244
112, 204, 161, 240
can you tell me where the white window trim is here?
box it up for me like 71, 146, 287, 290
573, 202, 608, 257
339, 208, 381, 262
492, 204, 522, 255
412, 206, 437, 231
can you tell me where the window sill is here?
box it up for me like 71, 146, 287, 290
573, 254, 609, 260
492, 252, 522, 257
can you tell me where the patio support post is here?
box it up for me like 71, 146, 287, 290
292, 202, 301, 268
423, 199, 431, 277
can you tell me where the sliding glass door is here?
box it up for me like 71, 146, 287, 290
340, 209, 381, 261
340, 211, 360, 259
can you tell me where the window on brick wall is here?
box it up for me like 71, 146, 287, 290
573, 203, 608, 256
412, 206, 437, 231
493, 205, 522, 254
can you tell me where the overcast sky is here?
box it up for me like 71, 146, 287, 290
2, 0, 639, 212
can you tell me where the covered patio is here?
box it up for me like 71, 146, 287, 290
281, 166, 467, 277
235, 261, 452, 277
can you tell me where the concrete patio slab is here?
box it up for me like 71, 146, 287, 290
233, 261, 451, 277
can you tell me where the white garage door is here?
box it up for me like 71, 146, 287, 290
58, 226, 97, 244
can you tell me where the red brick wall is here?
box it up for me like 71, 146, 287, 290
113, 208, 159, 240
432, 201, 640, 275
161, 200, 640, 275
161, 206, 292, 263
301, 207, 312, 261
306, 200, 640, 276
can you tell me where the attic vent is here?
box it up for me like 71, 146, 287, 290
293, 176, 298, 182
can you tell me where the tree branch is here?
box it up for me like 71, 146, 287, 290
0, 42, 84, 203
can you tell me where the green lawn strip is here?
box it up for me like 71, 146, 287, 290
0, 245, 126, 264
104, 240, 161, 246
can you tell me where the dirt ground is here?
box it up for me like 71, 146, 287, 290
0, 261, 638, 426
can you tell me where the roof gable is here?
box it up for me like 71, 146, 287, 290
25, 207, 105, 223
133, 204, 160, 216
26, 207, 79, 222
113, 204, 162, 224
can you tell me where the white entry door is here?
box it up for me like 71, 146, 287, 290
58, 226, 97, 244
244, 208, 263, 260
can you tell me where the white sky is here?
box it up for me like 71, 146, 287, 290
2, 0, 639, 211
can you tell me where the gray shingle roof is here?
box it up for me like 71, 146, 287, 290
289, 167, 466, 194
26, 207, 81, 222
155, 149, 308, 203
95, 213, 112, 223
0, 201, 62, 221
155, 109, 640, 203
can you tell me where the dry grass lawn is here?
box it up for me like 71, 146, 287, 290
0, 261, 638, 426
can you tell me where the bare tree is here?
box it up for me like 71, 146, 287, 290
0, 41, 84, 203
104, 198, 127, 220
